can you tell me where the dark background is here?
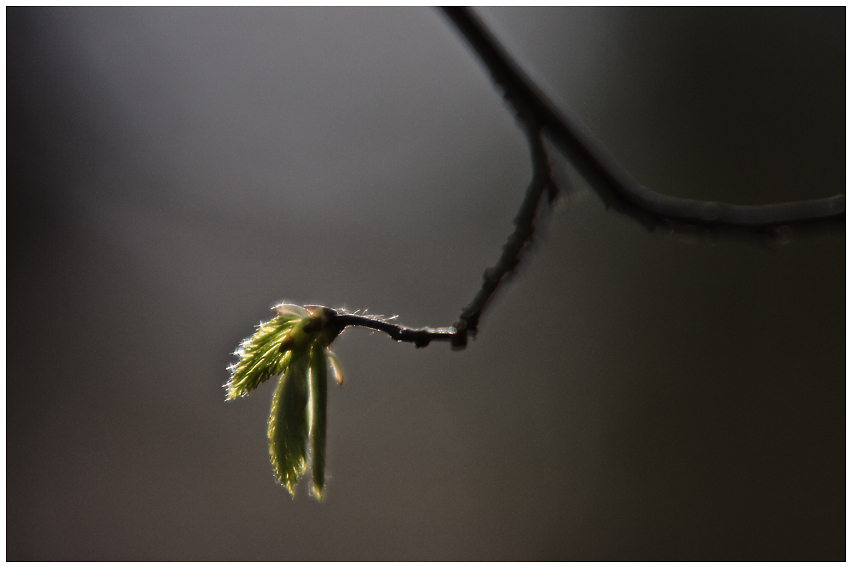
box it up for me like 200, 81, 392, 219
7, 7, 845, 560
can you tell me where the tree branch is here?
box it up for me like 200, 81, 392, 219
319, 99, 556, 349
451, 120, 553, 346
314, 8, 845, 351
334, 313, 457, 348
438, 7, 845, 228
318, 122, 553, 350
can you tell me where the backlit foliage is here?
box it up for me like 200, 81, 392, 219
227, 304, 342, 499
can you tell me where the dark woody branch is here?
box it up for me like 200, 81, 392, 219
318, 115, 554, 350
307, 308, 458, 349
318, 122, 553, 350
318, 8, 845, 351
452, 120, 552, 346
438, 7, 845, 228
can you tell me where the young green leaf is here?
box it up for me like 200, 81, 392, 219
228, 303, 341, 499
226, 314, 299, 400
309, 344, 328, 499
268, 348, 310, 495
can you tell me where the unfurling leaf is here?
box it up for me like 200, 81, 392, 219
228, 303, 342, 499
225, 310, 303, 400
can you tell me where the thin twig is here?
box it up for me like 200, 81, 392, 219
334, 313, 457, 348
324, 121, 553, 349
452, 121, 553, 345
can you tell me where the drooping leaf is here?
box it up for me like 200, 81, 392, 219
268, 348, 310, 495
309, 344, 328, 499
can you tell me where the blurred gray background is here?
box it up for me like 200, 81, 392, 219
7, 7, 844, 560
